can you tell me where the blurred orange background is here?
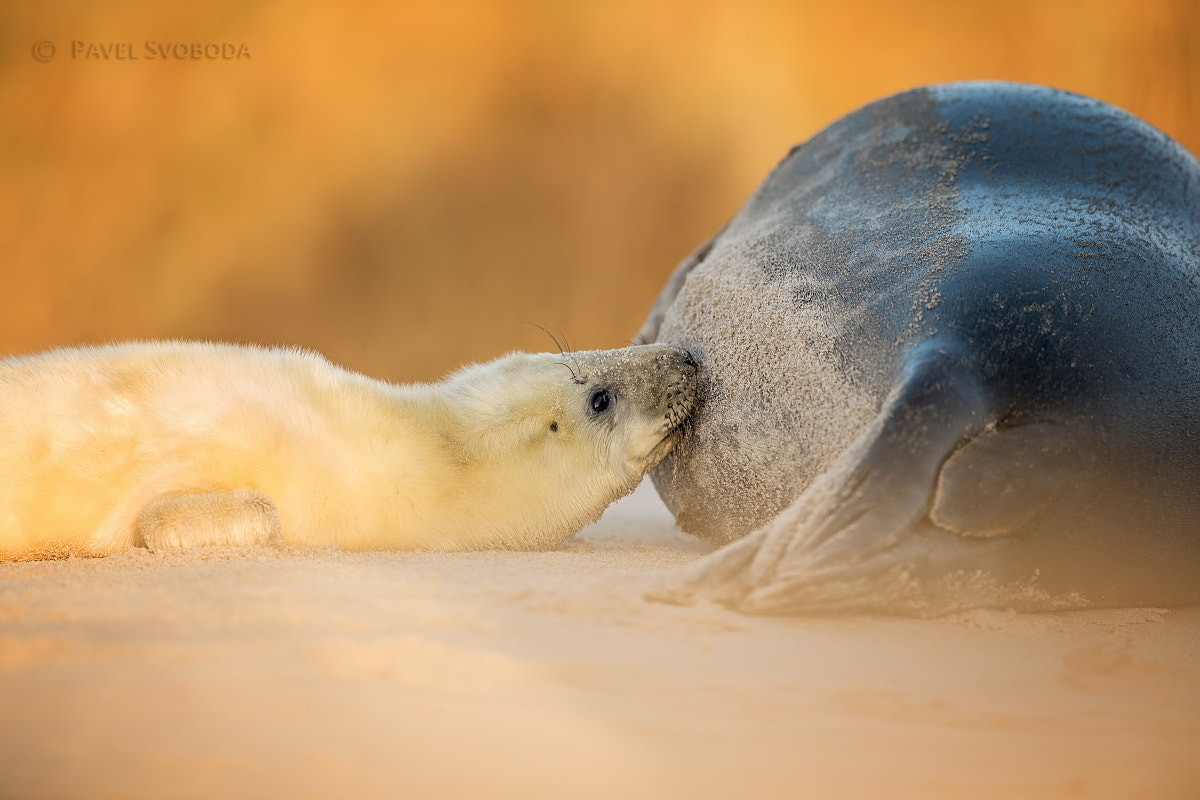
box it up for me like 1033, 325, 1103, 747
2, 1, 1197, 381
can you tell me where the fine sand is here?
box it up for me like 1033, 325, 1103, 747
1, 482, 1198, 800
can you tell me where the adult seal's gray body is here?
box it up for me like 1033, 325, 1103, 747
639, 82, 1200, 614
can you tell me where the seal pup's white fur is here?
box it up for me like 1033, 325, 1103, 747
0, 341, 697, 558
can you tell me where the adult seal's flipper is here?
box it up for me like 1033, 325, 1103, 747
658, 340, 1023, 613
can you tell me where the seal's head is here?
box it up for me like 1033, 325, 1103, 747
441, 344, 698, 548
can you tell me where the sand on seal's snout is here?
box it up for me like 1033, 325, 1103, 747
1, 481, 1197, 800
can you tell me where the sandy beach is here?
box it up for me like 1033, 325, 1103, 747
1, 481, 1197, 799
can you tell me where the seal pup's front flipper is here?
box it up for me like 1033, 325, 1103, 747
137, 489, 283, 550
658, 341, 1001, 613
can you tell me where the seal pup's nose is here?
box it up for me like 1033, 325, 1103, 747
659, 347, 699, 376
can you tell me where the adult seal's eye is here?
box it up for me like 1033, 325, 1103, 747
589, 388, 612, 416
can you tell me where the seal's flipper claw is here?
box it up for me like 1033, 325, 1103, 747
740, 533, 936, 613
648, 529, 764, 605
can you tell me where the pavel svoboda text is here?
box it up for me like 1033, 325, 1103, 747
71, 41, 251, 60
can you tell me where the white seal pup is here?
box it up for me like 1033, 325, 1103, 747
0, 341, 697, 558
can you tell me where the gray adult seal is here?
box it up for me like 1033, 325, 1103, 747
639, 82, 1200, 614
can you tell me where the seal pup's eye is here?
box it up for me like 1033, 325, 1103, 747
549, 421, 559, 432
588, 388, 613, 416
